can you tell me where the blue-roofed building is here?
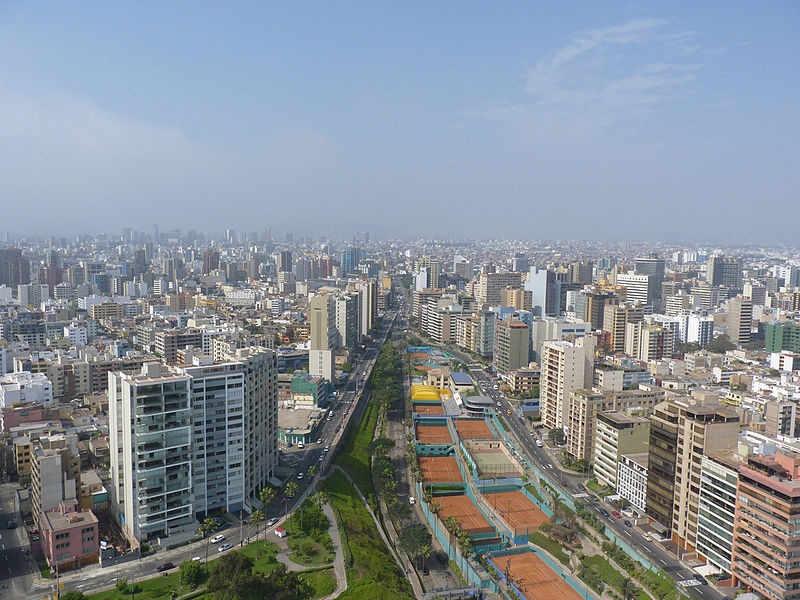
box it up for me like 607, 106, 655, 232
449, 371, 474, 395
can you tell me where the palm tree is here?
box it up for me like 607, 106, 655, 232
307, 465, 318, 479
621, 576, 639, 600
198, 517, 216, 564
284, 481, 299, 531
259, 485, 276, 511
250, 510, 265, 556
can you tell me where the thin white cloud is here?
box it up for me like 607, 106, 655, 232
468, 18, 711, 143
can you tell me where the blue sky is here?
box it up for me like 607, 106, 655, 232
1, 2, 798, 242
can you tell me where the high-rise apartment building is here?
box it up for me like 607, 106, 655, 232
732, 449, 800, 600
524, 267, 560, 317
593, 412, 650, 489
178, 361, 246, 516
635, 255, 665, 310
539, 336, 595, 431
616, 273, 652, 308
765, 322, 800, 353
335, 294, 360, 348
697, 451, 741, 575
109, 364, 195, 545
492, 319, 529, 375
478, 272, 523, 307
575, 288, 618, 331
530, 317, 591, 364
603, 303, 644, 353
727, 295, 753, 346
417, 257, 440, 290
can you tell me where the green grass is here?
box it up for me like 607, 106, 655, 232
286, 518, 335, 567
528, 531, 570, 565
239, 539, 283, 575
323, 470, 414, 600
524, 483, 543, 502
300, 568, 337, 599
90, 571, 184, 600
335, 392, 380, 506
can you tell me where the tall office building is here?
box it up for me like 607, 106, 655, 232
603, 304, 644, 353
309, 293, 337, 381
453, 255, 472, 280
593, 411, 650, 489
687, 314, 714, 348
335, 294, 360, 348
417, 257, 440, 290
616, 273, 652, 309
340, 247, 359, 276
0, 248, 30, 287
354, 279, 377, 336
477, 272, 523, 307
539, 336, 595, 431
109, 364, 195, 545
575, 289, 618, 331
727, 295, 753, 346
697, 452, 741, 575
635, 255, 665, 310
278, 250, 293, 273
524, 268, 560, 317
492, 319, 530, 375
707, 256, 743, 291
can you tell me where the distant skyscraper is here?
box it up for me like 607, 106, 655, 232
0, 248, 30, 287
707, 256, 743, 291
524, 268, 560, 317
341, 247, 358, 275
727, 295, 753, 346
635, 254, 665, 310
278, 250, 293, 273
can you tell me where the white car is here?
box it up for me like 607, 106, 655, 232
297, 472, 305, 480
210, 534, 225, 544
191, 556, 201, 562
496, 402, 502, 407
535, 439, 544, 448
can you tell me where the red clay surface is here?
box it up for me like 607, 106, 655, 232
435, 494, 494, 535
454, 419, 494, 440
420, 456, 463, 483
484, 491, 548, 533
409, 352, 429, 361
414, 404, 444, 416
416, 424, 452, 445
490, 552, 582, 600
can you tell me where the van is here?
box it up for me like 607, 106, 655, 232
409, 496, 416, 505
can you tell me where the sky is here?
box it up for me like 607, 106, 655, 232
1, 2, 798, 243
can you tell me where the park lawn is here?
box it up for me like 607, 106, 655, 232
582, 555, 650, 600
334, 393, 379, 506
324, 470, 414, 600
287, 526, 335, 567
90, 571, 184, 600
528, 531, 570, 565
300, 567, 337, 599
238, 539, 284, 574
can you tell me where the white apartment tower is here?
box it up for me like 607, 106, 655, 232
109, 364, 195, 545
539, 336, 596, 431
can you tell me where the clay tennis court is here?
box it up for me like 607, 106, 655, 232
490, 552, 582, 600
454, 418, 494, 439
409, 352, 430, 361
414, 404, 444, 416
484, 491, 548, 532
420, 456, 463, 483
416, 424, 452, 445
435, 494, 495, 535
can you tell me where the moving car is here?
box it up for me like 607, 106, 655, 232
612, 510, 622, 518
623, 520, 632, 527
267, 517, 279, 526
156, 562, 175, 572
297, 472, 305, 480
218, 543, 233, 552
599, 509, 610, 517
535, 439, 544, 447
210, 534, 225, 544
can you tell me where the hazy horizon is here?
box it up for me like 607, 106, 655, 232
1, 3, 798, 242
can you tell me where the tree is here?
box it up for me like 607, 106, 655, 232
250, 510, 265, 553
60, 591, 89, 600
387, 500, 412, 526
199, 517, 217, 564
180, 560, 203, 587
307, 465, 318, 479
707, 334, 736, 353
263, 563, 313, 600
259, 485, 277, 508
399, 524, 433, 569
621, 576, 639, 600
208, 551, 264, 600
285, 481, 299, 500
549, 427, 566, 444
115, 578, 129, 593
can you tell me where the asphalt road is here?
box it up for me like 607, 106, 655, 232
0, 483, 36, 600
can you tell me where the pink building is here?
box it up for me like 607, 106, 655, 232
40, 502, 99, 572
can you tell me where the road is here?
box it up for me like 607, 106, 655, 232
0, 483, 35, 600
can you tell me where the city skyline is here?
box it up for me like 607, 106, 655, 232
1, 2, 798, 242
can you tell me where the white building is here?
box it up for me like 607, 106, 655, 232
178, 360, 246, 516
687, 314, 714, 348
109, 364, 195, 545
0, 372, 54, 408
617, 452, 648, 513
539, 336, 595, 430
697, 453, 740, 574
64, 322, 88, 347
530, 317, 591, 364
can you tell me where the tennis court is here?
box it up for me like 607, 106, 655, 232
420, 456, 463, 483
414, 404, 445, 416
435, 494, 495, 535
454, 418, 494, 440
490, 552, 582, 600
464, 440, 523, 479
416, 424, 452, 445
484, 491, 548, 533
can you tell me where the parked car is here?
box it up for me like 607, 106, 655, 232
267, 517, 279, 526
297, 472, 305, 480
623, 520, 633, 527
422, 566, 430, 576
218, 543, 233, 552
191, 556, 201, 562
210, 534, 225, 544
156, 562, 175, 572
693, 574, 707, 585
